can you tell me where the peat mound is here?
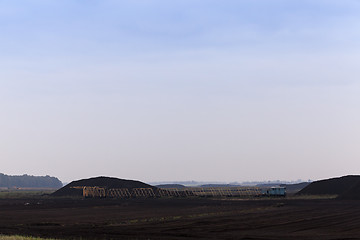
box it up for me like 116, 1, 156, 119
52, 176, 157, 197
297, 175, 360, 198
280, 182, 310, 194
338, 181, 360, 200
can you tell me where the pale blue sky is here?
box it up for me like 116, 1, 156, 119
1, 1, 360, 183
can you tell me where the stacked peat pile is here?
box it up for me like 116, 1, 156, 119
338, 181, 360, 200
297, 175, 360, 199
52, 176, 157, 197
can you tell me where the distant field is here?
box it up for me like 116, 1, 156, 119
0, 190, 56, 199
0, 236, 57, 240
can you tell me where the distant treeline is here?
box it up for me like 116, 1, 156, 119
0, 173, 62, 188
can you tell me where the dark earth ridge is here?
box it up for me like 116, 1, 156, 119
52, 176, 157, 197
297, 175, 360, 199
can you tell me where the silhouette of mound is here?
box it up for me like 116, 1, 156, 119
338, 181, 360, 200
297, 175, 360, 198
52, 176, 157, 197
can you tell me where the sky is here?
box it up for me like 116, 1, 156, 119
1, 0, 360, 184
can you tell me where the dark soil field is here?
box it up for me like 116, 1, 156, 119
1, 197, 360, 240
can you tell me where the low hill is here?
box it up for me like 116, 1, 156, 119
156, 184, 186, 189
199, 184, 241, 188
338, 180, 360, 200
0, 173, 62, 188
52, 176, 157, 197
297, 175, 360, 197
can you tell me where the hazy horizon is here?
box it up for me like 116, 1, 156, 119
2, 1, 360, 183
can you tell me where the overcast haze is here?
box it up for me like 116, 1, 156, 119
1, 0, 360, 183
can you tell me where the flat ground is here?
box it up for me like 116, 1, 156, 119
0, 197, 359, 239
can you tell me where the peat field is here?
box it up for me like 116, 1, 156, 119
0, 197, 360, 239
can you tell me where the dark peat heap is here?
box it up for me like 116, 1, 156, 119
52, 176, 157, 197
297, 175, 360, 200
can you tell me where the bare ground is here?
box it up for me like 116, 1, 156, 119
0, 197, 360, 239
